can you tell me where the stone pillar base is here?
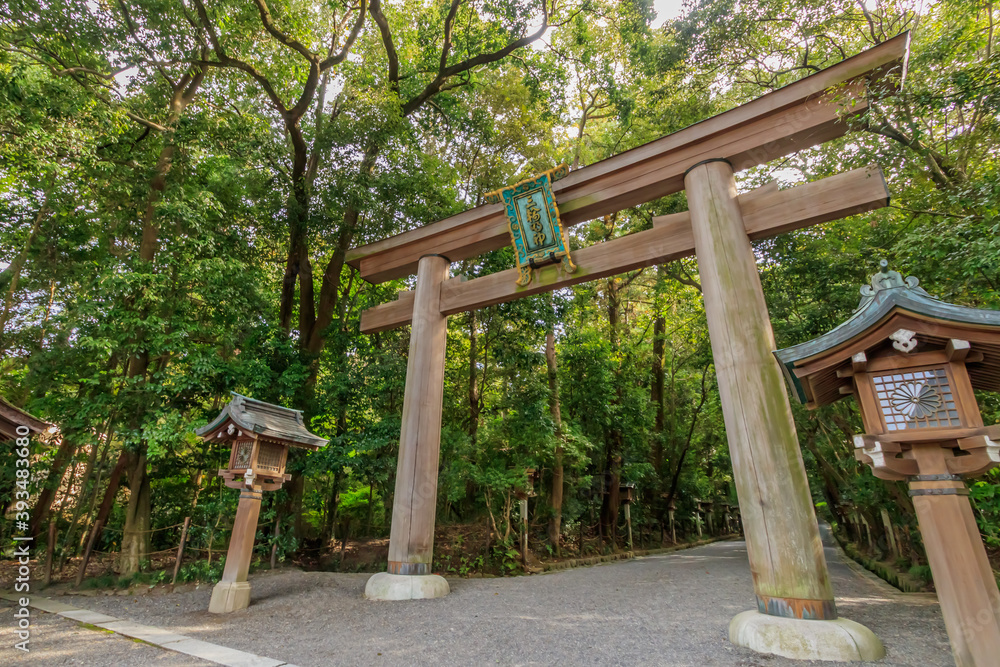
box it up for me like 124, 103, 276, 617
208, 581, 252, 614
364, 572, 450, 601
730, 610, 885, 662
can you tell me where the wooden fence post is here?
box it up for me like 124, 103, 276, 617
270, 513, 281, 570
520, 497, 528, 567
171, 517, 191, 586
75, 518, 103, 588
44, 521, 56, 588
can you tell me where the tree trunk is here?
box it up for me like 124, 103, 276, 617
28, 437, 75, 537
651, 312, 665, 474
468, 310, 480, 444
118, 67, 205, 576
599, 452, 622, 547
61, 433, 108, 559
119, 449, 151, 575
323, 471, 341, 544
599, 278, 623, 546
366, 482, 374, 536
545, 329, 564, 551
75, 448, 128, 570
288, 473, 306, 543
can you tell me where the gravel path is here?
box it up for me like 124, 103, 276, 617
0, 599, 211, 666
32, 534, 953, 667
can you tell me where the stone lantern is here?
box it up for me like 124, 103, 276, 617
661, 495, 678, 543
722, 503, 735, 535
515, 468, 540, 566
691, 498, 705, 538
619, 482, 637, 504
774, 262, 1000, 666
619, 483, 637, 548
696, 499, 716, 536
196, 393, 327, 613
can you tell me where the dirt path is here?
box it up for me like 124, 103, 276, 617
5, 535, 952, 666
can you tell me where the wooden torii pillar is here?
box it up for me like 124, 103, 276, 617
352, 35, 909, 662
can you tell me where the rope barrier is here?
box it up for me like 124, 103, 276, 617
91, 547, 187, 557
101, 521, 189, 535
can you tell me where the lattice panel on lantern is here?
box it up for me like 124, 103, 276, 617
231, 440, 254, 469
872, 367, 961, 431
257, 442, 284, 472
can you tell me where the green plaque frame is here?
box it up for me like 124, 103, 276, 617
486, 165, 577, 286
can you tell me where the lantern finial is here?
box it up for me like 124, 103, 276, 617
858, 261, 922, 309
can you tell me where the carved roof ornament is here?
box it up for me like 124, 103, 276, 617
889, 328, 917, 353
857, 259, 930, 310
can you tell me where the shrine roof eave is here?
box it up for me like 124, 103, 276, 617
774, 287, 1000, 405
195, 392, 328, 450
0, 395, 58, 441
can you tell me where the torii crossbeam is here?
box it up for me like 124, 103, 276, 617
350, 33, 909, 663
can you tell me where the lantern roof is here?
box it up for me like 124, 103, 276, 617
195, 393, 328, 450
774, 262, 1000, 407
0, 395, 58, 441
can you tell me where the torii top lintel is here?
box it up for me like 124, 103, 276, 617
346, 33, 909, 285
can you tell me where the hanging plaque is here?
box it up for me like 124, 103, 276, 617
485, 165, 577, 286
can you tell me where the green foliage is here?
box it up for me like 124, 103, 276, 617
971, 472, 1000, 547
908, 564, 934, 584
491, 536, 523, 574
179, 558, 226, 584
3, 0, 1000, 579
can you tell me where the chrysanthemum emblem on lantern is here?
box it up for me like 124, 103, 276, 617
889, 382, 942, 419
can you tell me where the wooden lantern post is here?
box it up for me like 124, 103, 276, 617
666, 497, 677, 544
516, 468, 538, 567
775, 263, 1000, 666
620, 483, 636, 549
196, 393, 327, 613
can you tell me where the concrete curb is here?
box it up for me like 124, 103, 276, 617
830, 535, 931, 595
0, 592, 299, 667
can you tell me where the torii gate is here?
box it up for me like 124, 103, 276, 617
348, 34, 909, 662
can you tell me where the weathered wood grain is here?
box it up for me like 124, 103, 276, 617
386, 255, 450, 572
908, 444, 1000, 666
685, 159, 836, 609
359, 168, 889, 333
